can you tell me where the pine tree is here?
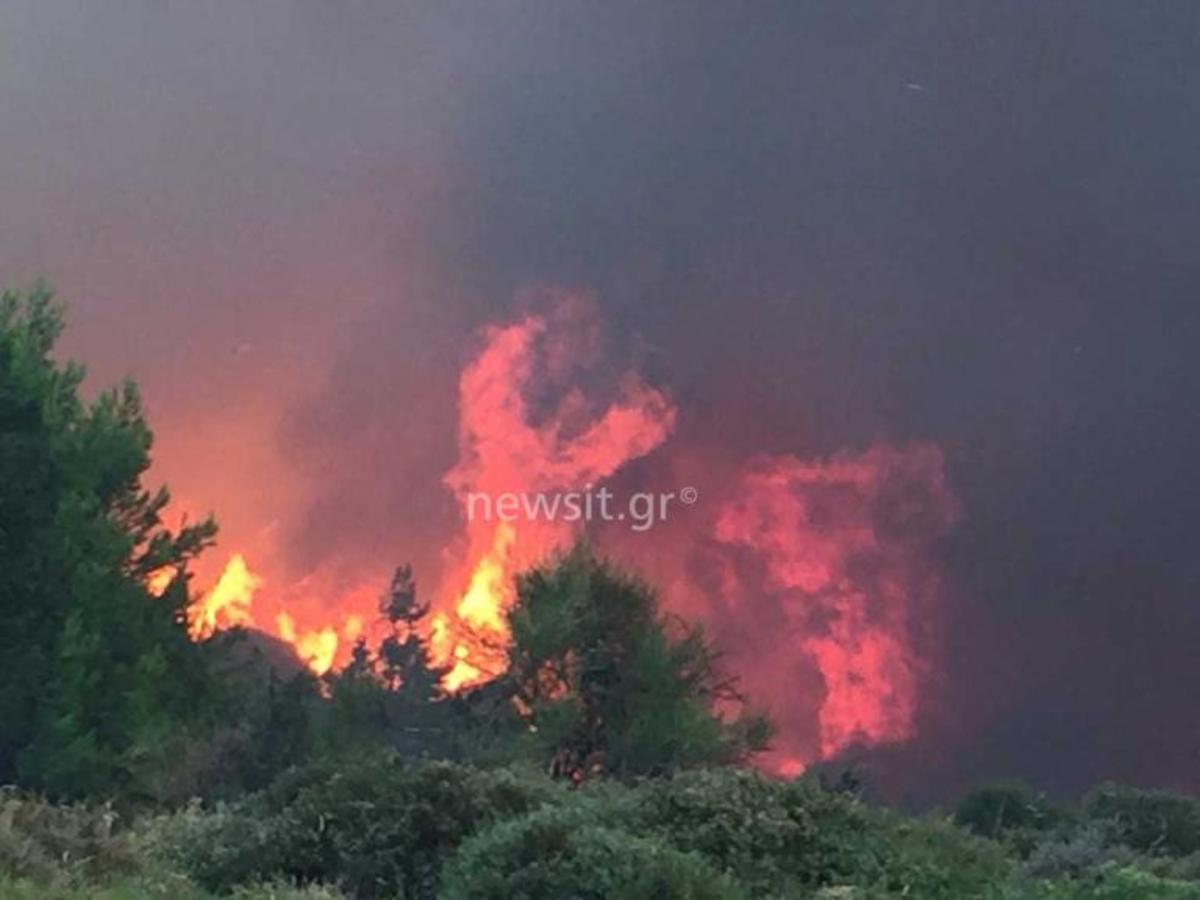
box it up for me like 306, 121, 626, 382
506, 546, 771, 779
379, 564, 444, 704
0, 284, 217, 797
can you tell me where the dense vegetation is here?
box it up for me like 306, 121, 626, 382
3, 285, 1199, 898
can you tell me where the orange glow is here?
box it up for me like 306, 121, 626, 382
710, 444, 956, 770
145, 567, 175, 597
171, 296, 955, 776
277, 611, 340, 675
188, 554, 375, 677
189, 553, 260, 639
430, 296, 676, 689
181, 297, 674, 689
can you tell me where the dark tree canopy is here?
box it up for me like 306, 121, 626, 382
0, 284, 216, 797
505, 545, 770, 779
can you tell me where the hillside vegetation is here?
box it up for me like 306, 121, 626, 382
3, 286, 1199, 898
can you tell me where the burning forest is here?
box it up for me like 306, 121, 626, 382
3, 4, 1199, 897
177, 291, 959, 779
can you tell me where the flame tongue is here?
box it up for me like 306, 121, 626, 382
185, 295, 677, 687
708, 444, 957, 768
189, 553, 259, 639
179, 296, 957, 776
432, 296, 676, 688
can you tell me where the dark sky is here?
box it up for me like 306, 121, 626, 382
2, 2, 1198, 802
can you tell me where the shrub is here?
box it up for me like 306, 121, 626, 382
861, 814, 1011, 899
630, 767, 867, 894
1084, 785, 1200, 856
955, 782, 1062, 840
141, 799, 285, 894
153, 757, 563, 898
0, 789, 140, 887
1022, 826, 1137, 880
994, 866, 1200, 899
0, 872, 346, 899
439, 806, 748, 900
628, 767, 1009, 898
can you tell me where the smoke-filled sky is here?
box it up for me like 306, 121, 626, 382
2, 2, 1199, 804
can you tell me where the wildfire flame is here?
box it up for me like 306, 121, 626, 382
188, 553, 259, 639
430, 296, 676, 688
184, 295, 675, 688
177, 295, 958, 777
706, 444, 957, 770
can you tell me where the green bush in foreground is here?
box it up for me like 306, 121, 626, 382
439, 806, 747, 900
1083, 784, 1200, 857
149, 757, 562, 899
630, 767, 1010, 898
956, 782, 1063, 841
994, 866, 1200, 899
14, 761, 1200, 899
0, 790, 138, 887
0, 872, 346, 899
146, 760, 1020, 899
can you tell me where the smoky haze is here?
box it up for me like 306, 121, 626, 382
1, 1, 1198, 804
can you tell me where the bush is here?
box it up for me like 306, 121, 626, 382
628, 767, 1009, 898
995, 866, 1200, 899
630, 767, 867, 894
955, 782, 1061, 840
1084, 785, 1200, 856
0, 872, 346, 899
0, 789, 140, 887
141, 799, 285, 894
439, 806, 747, 900
1022, 826, 1137, 881
152, 756, 563, 898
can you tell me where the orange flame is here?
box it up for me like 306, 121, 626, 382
188, 553, 374, 676
145, 567, 176, 597
431, 295, 676, 688
189, 553, 260, 639
183, 297, 674, 686
708, 444, 957, 769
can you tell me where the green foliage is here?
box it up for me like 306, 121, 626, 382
0, 789, 138, 887
505, 546, 769, 778
439, 806, 748, 900
315, 564, 464, 763
0, 872, 347, 899
631, 767, 1009, 898
992, 866, 1200, 899
155, 756, 561, 898
1022, 827, 1136, 881
1083, 784, 1200, 856
0, 283, 218, 799
956, 782, 1064, 841
630, 767, 866, 894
